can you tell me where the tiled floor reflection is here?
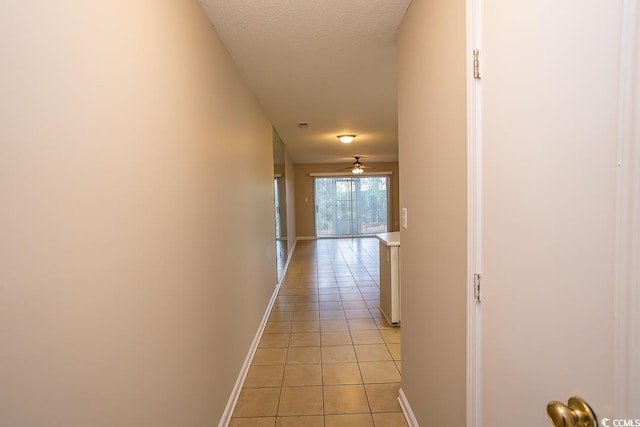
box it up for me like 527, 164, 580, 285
230, 238, 406, 427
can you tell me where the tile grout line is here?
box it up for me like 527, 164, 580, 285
230, 239, 402, 426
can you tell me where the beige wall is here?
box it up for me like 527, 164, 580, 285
397, 0, 468, 425
0, 2, 276, 425
294, 163, 400, 238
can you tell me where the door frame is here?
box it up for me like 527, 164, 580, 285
465, 0, 640, 425
465, 0, 482, 425
613, 0, 640, 416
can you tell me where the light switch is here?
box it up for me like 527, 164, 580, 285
401, 208, 408, 229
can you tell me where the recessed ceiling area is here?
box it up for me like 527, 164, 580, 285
199, 0, 411, 164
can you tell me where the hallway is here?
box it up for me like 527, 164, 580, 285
230, 239, 405, 427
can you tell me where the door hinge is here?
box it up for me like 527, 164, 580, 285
473, 49, 481, 79
474, 273, 482, 302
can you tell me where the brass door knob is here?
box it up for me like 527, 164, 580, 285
547, 396, 597, 427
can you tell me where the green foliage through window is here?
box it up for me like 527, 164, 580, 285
315, 177, 389, 237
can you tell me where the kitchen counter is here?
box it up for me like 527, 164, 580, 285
375, 231, 400, 247
375, 231, 401, 325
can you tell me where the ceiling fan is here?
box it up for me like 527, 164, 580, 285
339, 156, 376, 175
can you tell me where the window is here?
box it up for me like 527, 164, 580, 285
315, 176, 390, 237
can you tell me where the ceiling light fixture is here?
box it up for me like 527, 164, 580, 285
351, 157, 365, 174
337, 134, 356, 144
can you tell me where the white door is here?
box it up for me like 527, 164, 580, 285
476, 1, 629, 425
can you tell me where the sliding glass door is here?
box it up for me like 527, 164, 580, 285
315, 176, 390, 237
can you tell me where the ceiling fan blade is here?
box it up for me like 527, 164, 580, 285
337, 156, 376, 172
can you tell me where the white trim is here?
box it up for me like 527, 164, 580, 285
297, 236, 317, 241
308, 171, 393, 177
285, 239, 297, 270
218, 281, 280, 427
466, 0, 482, 426
218, 242, 297, 426
398, 388, 419, 427
614, 0, 640, 418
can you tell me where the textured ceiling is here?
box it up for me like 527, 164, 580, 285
199, 0, 410, 164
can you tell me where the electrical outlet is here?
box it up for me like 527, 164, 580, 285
401, 208, 408, 229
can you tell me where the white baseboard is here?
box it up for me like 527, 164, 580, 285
217, 281, 280, 427
398, 388, 419, 427
297, 236, 317, 241
285, 239, 297, 268
218, 241, 297, 426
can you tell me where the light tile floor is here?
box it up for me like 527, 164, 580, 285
230, 238, 406, 427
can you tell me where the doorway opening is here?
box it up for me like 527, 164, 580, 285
314, 176, 390, 238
